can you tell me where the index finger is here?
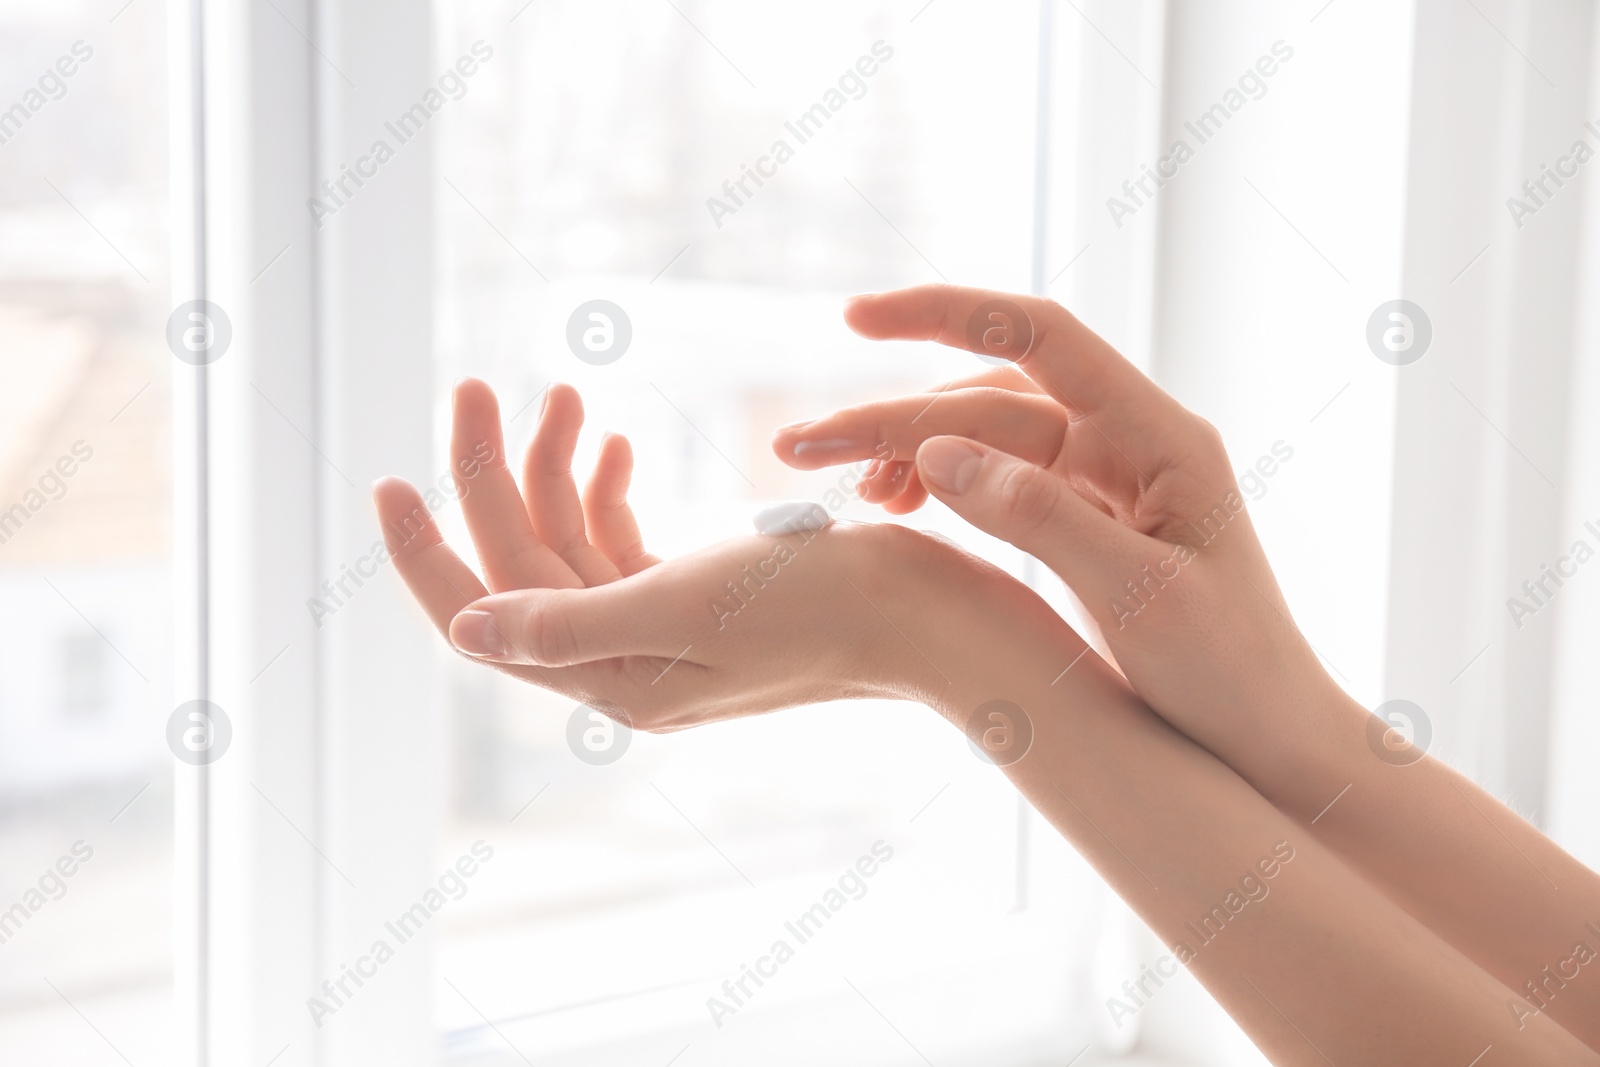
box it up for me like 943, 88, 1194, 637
843, 284, 1163, 418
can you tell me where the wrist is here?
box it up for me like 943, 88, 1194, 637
855, 524, 1084, 729
1228, 664, 1374, 817
832, 522, 1022, 712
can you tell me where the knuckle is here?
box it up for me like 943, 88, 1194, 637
621, 543, 652, 569
871, 417, 896, 461
555, 533, 591, 558
505, 541, 553, 578
1188, 417, 1239, 481
535, 451, 574, 479
1030, 297, 1072, 336
993, 462, 1060, 536
1191, 416, 1228, 455
520, 601, 581, 665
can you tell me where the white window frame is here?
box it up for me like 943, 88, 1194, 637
173, 1, 439, 1064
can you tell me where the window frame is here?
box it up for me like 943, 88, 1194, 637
175, 1, 440, 1064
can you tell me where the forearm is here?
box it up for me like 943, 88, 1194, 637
903, 574, 1599, 1064
778, 282, 1600, 1052
1215, 675, 1600, 1049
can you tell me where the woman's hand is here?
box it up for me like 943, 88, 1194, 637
368, 376, 1600, 1061
812, 362, 1041, 515
372, 378, 1004, 732
773, 284, 1335, 772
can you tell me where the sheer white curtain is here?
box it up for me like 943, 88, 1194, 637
1383, 0, 1593, 832
1065, 0, 1409, 1058
1550, 8, 1600, 875
1064, 0, 1600, 1059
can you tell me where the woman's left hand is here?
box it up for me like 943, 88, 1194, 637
372, 378, 1023, 732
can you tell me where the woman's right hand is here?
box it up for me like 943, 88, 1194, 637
773, 285, 1348, 784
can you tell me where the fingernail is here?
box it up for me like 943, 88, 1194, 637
451, 611, 505, 657
774, 419, 813, 435
857, 458, 882, 496
919, 438, 983, 494
792, 437, 861, 458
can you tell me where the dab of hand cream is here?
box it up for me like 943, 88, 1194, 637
753, 501, 834, 536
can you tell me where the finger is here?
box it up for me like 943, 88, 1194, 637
523, 384, 624, 586
881, 468, 929, 515
914, 436, 1151, 603
844, 284, 1166, 419
376, 476, 631, 699
854, 461, 929, 512
447, 577, 692, 667
453, 378, 584, 591
374, 476, 491, 633
582, 432, 662, 577
937, 363, 1045, 395
774, 387, 1067, 471
856, 459, 910, 504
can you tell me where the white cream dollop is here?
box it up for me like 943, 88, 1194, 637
753, 500, 834, 536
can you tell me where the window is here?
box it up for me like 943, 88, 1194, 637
0, 0, 175, 1062
59, 632, 110, 717
429, 2, 1107, 1063
9, 1, 1599, 1064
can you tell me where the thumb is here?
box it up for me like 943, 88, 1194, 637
915, 436, 1142, 600
448, 581, 686, 666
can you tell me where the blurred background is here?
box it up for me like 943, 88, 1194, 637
1, 0, 1597, 1064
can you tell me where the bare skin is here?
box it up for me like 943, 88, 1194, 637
374, 318, 1600, 1061
775, 284, 1600, 1053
